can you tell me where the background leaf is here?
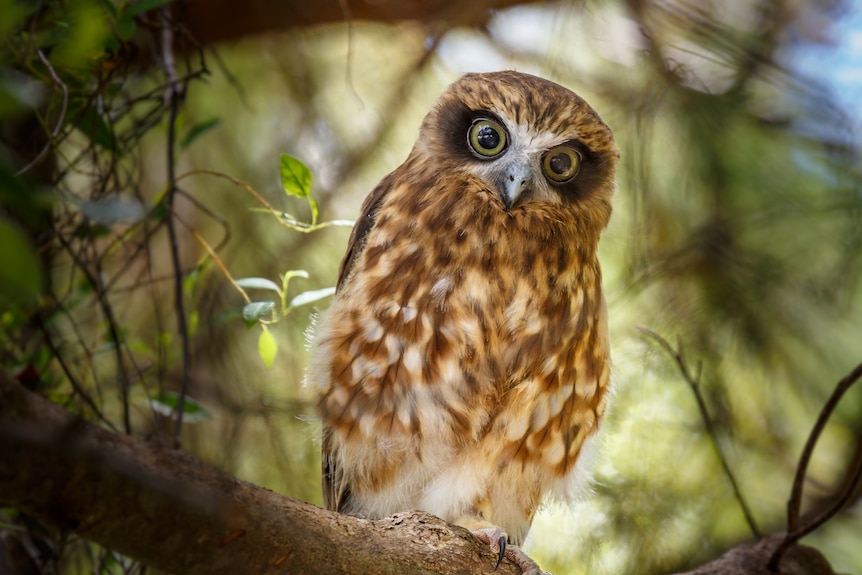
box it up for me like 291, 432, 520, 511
257, 330, 277, 367
236, 277, 281, 293
279, 153, 312, 198
0, 218, 43, 307
180, 117, 221, 149
287, 286, 335, 311
149, 391, 212, 422
242, 301, 275, 325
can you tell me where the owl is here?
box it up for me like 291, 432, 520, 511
309, 70, 617, 573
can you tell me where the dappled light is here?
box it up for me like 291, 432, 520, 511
1, 1, 861, 574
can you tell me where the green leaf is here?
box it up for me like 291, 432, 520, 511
242, 301, 275, 326
115, 11, 136, 42
280, 154, 312, 199
0, 218, 43, 307
258, 330, 277, 368
126, 0, 177, 17
282, 270, 310, 281
287, 286, 336, 311
180, 117, 221, 149
149, 391, 212, 422
50, 2, 111, 68
307, 195, 319, 225
236, 277, 281, 293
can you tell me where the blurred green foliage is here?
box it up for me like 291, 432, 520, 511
1, 1, 861, 574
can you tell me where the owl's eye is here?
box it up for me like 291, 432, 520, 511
468, 119, 507, 158
542, 147, 581, 182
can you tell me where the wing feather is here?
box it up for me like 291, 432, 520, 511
335, 172, 396, 292
323, 171, 397, 511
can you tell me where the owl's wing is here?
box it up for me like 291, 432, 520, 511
336, 172, 396, 292
321, 428, 351, 511
322, 173, 397, 511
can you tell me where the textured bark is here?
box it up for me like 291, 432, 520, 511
675, 533, 836, 575
0, 371, 522, 575
0, 373, 840, 575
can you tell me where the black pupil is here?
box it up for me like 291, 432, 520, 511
549, 153, 571, 175
477, 126, 500, 150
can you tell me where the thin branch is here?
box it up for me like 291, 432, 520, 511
638, 326, 762, 539
55, 230, 134, 434
769, 359, 862, 569
16, 50, 68, 176
172, 210, 252, 306
175, 188, 232, 253
34, 315, 117, 432
160, 6, 192, 449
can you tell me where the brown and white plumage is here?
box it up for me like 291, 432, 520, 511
308, 70, 617, 569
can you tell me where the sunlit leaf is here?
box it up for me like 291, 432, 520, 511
236, 277, 281, 293
180, 117, 221, 149
306, 194, 319, 225
149, 391, 212, 422
287, 286, 336, 311
257, 330, 277, 367
279, 153, 312, 199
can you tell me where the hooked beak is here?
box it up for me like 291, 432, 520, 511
499, 160, 533, 210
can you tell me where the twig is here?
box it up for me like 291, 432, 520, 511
768, 359, 862, 570
35, 315, 117, 432
176, 188, 232, 253
55, 230, 133, 434
638, 326, 762, 539
16, 50, 69, 176
160, 6, 192, 449
172, 209, 252, 306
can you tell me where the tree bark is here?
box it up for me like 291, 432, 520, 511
0, 371, 521, 575
0, 373, 839, 575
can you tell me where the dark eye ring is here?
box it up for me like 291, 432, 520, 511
467, 119, 507, 158
542, 146, 581, 182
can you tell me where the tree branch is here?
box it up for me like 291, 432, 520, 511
673, 533, 835, 575
0, 371, 842, 575
0, 371, 526, 575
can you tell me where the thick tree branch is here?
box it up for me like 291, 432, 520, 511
0, 372, 524, 575
0, 371, 842, 575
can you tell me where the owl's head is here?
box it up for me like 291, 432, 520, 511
412, 71, 617, 231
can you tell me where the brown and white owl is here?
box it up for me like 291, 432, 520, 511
308, 70, 617, 573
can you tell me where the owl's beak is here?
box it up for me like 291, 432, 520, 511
500, 160, 533, 210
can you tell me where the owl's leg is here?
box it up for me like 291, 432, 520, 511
456, 512, 543, 575
470, 527, 544, 575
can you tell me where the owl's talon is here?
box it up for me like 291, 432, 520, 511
494, 535, 507, 570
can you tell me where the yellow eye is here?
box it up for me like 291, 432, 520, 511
542, 147, 581, 182
468, 119, 507, 157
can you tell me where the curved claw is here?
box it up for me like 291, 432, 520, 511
494, 535, 507, 571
